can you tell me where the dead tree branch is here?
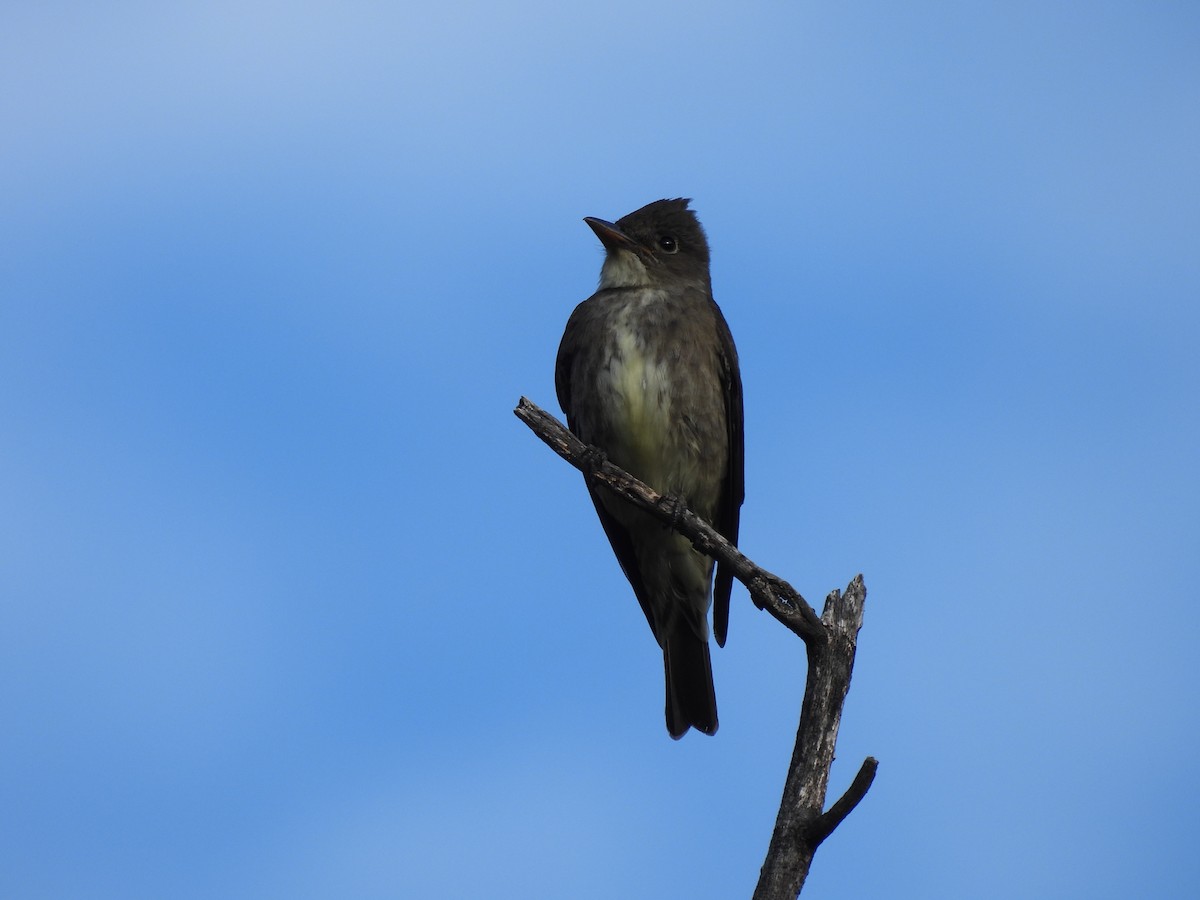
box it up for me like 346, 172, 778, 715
515, 396, 874, 898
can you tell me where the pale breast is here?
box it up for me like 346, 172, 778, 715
599, 308, 675, 487
564, 285, 726, 513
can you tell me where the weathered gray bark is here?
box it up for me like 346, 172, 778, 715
751, 577, 874, 899
515, 397, 875, 898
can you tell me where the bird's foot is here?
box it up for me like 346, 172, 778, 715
664, 493, 688, 527
580, 444, 608, 480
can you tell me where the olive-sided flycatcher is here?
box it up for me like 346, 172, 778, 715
555, 198, 744, 739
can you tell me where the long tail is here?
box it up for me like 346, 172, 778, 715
663, 626, 718, 739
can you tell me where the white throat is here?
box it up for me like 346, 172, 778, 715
598, 249, 653, 290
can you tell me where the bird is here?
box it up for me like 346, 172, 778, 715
555, 198, 744, 738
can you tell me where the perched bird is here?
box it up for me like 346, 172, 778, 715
555, 198, 744, 738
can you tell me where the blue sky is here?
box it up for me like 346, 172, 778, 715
2, 3, 1198, 898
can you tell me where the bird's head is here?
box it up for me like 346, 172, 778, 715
586, 198, 711, 291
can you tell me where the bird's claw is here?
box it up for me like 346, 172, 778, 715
664, 493, 688, 527
580, 444, 608, 480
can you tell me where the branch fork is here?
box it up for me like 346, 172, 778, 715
515, 396, 874, 899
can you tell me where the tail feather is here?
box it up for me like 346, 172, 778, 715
663, 627, 718, 739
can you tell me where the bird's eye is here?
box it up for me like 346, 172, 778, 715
657, 235, 678, 253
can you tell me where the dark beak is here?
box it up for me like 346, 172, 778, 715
584, 217, 645, 256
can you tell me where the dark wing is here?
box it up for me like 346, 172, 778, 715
710, 299, 744, 647
582, 489, 660, 640
556, 301, 661, 641
553, 308, 575, 419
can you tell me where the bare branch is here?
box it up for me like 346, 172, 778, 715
514, 397, 824, 643
752, 575, 869, 899
515, 397, 875, 897
807, 757, 879, 848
